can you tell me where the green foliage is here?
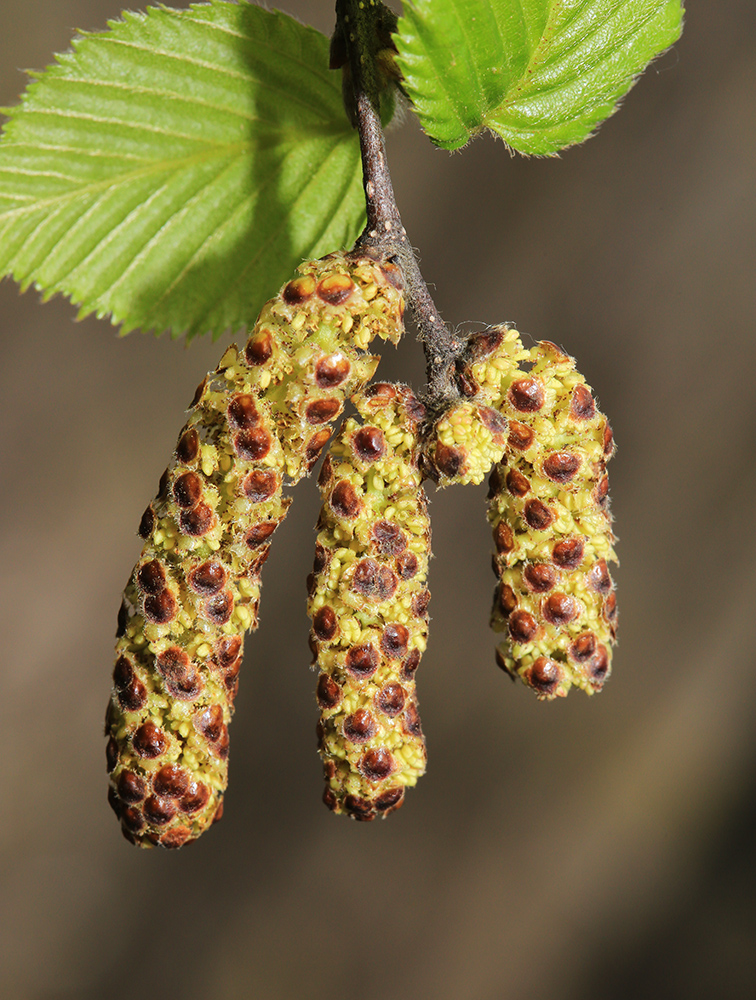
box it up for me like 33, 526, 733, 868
0, 0, 684, 339
0, 2, 365, 339
394, 0, 684, 153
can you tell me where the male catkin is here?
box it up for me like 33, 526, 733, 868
308, 383, 431, 820
421, 398, 509, 486
106, 253, 406, 846
459, 327, 618, 699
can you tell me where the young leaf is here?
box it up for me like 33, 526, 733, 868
394, 0, 684, 154
0, 2, 364, 340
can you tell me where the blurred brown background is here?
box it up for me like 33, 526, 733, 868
2, 2, 755, 998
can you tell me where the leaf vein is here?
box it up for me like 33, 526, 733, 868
42, 71, 333, 127
501, 4, 666, 119
0, 141, 153, 162
188, 138, 353, 335
102, 160, 243, 304
178, 12, 336, 83
0, 144, 249, 226
87, 35, 337, 119
18, 106, 227, 144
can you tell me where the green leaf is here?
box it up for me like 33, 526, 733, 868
394, 0, 684, 154
0, 2, 364, 339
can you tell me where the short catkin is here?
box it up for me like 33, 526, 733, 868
307, 383, 431, 820
458, 326, 618, 699
421, 398, 509, 486
106, 252, 406, 847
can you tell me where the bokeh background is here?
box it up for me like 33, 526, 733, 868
2, 2, 755, 997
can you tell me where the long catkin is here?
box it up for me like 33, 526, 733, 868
307, 383, 431, 819
106, 252, 406, 846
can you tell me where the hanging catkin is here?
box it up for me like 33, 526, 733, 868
458, 326, 618, 699
421, 398, 509, 486
106, 252, 406, 847
307, 383, 431, 819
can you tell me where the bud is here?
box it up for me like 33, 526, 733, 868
308, 384, 430, 819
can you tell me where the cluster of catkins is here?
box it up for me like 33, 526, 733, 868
106, 252, 616, 847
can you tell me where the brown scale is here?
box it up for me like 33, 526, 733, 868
107, 253, 405, 847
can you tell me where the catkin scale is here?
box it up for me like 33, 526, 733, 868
107, 253, 406, 846
459, 326, 618, 699
307, 384, 431, 820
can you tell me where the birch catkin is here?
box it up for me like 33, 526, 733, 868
307, 383, 431, 820
421, 399, 508, 486
106, 253, 406, 847
459, 327, 618, 699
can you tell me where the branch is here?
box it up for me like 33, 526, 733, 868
333, 0, 461, 408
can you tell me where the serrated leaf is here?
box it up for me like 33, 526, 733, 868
395, 0, 684, 154
0, 1, 364, 340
